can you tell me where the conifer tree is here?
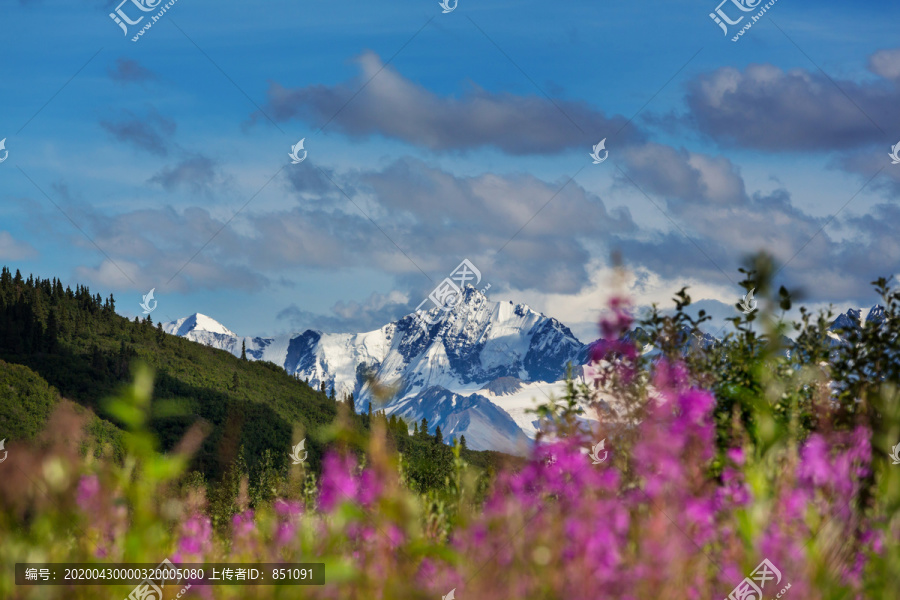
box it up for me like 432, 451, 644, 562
240, 340, 247, 360
44, 309, 59, 353
460, 435, 467, 452
435, 425, 443, 445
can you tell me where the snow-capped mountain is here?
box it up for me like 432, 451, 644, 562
163, 286, 588, 453
829, 306, 884, 333
166, 313, 236, 338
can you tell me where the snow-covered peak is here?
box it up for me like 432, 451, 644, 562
830, 306, 886, 331
163, 313, 236, 337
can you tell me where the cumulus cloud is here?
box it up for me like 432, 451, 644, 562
38, 144, 900, 314
277, 290, 413, 333
834, 147, 900, 195
684, 61, 896, 151
99, 107, 227, 195
260, 51, 640, 154
505, 261, 739, 343
618, 143, 747, 207
39, 184, 266, 293
0, 231, 38, 261
99, 108, 176, 156
616, 143, 900, 301
867, 48, 900, 81
148, 154, 227, 194
259, 157, 636, 293
283, 162, 344, 197
41, 157, 633, 298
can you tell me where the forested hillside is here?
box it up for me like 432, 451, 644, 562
0, 267, 511, 490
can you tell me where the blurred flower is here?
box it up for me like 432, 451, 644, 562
76, 474, 100, 510
174, 514, 212, 561
589, 296, 639, 384
318, 451, 359, 512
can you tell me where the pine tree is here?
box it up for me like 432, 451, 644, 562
44, 309, 59, 353
117, 340, 129, 377
420, 417, 429, 438
414, 421, 419, 436
91, 344, 105, 373
435, 425, 443, 445
240, 340, 247, 360
320, 381, 326, 394
348, 392, 355, 413
460, 435, 467, 452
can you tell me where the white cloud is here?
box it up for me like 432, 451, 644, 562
0, 231, 38, 261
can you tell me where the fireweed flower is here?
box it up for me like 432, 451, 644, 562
232, 509, 256, 536
357, 468, 382, 508
74, 474, 127, 559
213, 348, 878, 597
75, 474, 100, 510
726, 447, 745, 466
173, 514, 212, 562
456, 339, 877, 597
463, 435, 633, 596
274, 499, 302, 517
589, 295, 639, 384
230, 509, 259, 556
318, 451, 359, 512
273, 499, 303, 547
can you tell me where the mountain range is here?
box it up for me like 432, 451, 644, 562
164, 289, 885, 453
164, 286, 589, 453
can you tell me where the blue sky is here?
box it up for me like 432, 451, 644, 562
2, 0, 900, 341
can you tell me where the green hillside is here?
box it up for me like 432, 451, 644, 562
0, 266, 513, 489
0, 359, 59, 440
